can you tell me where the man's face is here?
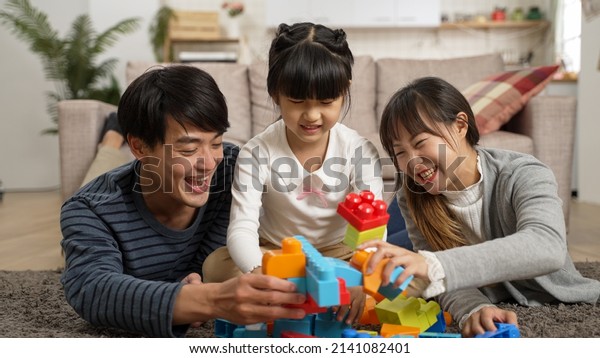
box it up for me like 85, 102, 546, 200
137, 116, 224, 210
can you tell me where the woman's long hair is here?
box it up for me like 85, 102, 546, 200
380, 77, 480, 251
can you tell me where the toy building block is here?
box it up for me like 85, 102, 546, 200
233, 323, 268, 338
474, 323, 520, 338
425, 310, 446, 333
214, 319, 240, 338
314, 309, 352, 338
343, 224, 386, 250
337, 191, 389, 232
380, 323, 420, 338
325, 257, 362, 287
378, 265, 413, 300
285, 293, 328, 315
280, 331, 317, 338
295, 235, 340, 307
262, 237, 306, 278
443, 311, 452, 325
419, 332, 462, 338
288, 277, 307, 294
375, 296, 439, 332
341, 328, 378, 338
338, 278, 350, 306
350, 250, 413, 301
273, 315, 315, 338
359, 295, 380, 325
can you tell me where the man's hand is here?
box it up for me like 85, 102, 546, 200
461, 306, 518, 337
181, 273, 204, 328
211, 273, 307, 325
173, 273, 307, 326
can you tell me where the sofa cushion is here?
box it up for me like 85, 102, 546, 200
125, 61, 251, 146
462, 65, 559, 135
479, 130, 534, 155
375, 54, 505, 121
248, 61, 279, 136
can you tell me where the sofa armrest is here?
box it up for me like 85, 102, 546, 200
58, 100, 117, 201
505, 95, 576, 224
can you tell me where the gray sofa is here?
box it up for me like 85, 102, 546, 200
58, 53, 576, 225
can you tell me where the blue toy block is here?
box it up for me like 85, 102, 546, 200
325, 257, 363, 287
295, 235, 340, 307
214, 319, 240, 338
288, 277, 307, 294
273, 315, 315, 338
314, 314, 351, 338
341, 328, 376, 338
425, 310, 446, 333
419, 332, 462, 338
474, 323, 520, 338
233, 323, 268, 338
378, 266, 413, 300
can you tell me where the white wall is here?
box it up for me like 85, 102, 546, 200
0, 0, 87, 190
0, 0, 157, 191
576, 13, 600, 204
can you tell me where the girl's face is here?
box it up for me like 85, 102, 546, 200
392, 114, 475, 195
276, 94, 344, 151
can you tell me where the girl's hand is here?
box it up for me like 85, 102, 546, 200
461, 306, 518, 337
358, 240, 429, 287
334, 286, 366, 325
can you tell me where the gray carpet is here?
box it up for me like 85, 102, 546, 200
1, 262, 599, 338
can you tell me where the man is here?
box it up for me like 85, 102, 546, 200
60, 65, 306, 337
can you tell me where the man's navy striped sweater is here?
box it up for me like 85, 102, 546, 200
60, 143, 238, 337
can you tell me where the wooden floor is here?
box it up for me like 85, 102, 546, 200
0, 190, 599, 271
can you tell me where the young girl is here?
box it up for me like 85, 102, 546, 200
202, 22, 384, 323
359, 76, 600, 337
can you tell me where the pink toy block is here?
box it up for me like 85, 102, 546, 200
337, 191, 389, 231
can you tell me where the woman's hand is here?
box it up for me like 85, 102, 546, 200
462, 306, 518, 337
358, 240, 429, 288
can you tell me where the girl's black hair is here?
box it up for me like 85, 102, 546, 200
118, 65, 229, 148
267, 22, 354, 101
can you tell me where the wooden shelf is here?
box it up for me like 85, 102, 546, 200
439, 20, 549, 30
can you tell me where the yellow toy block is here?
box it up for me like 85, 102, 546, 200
262, 237, 306, 278
343, 224, 386, 250
375, 296, 439, 332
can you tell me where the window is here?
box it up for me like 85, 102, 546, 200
556, 0, 581, 73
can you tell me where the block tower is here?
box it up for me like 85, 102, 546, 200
337, 190, 389, 249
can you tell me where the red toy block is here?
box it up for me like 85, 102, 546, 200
337, 191, 389, 231
285, 293, 328, 315
280, 331, 317, 338
262, 237, 306, 278
338, 278, 350, 306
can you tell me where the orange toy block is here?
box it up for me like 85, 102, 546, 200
350, 250, 386, 301
380, 323, 420, 338
359, 295, 380, 325
443, 311, 452, 325
262, 237, 306, 278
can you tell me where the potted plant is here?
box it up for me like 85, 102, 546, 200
148, 5, 175, 62
0, 0, 140, 134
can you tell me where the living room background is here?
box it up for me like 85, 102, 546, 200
0, 0, 598, 205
